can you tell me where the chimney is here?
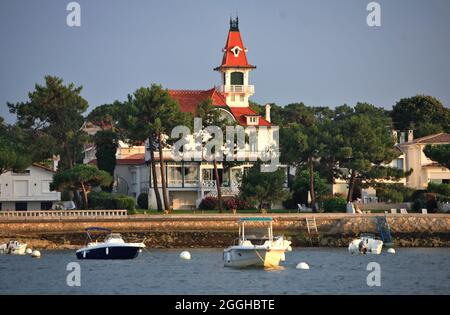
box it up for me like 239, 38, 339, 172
52, 155, 60, 171
265, 104, 271, 123
407, 130, 414, 142
392, 130, 398, 145
400, 132, 406, 144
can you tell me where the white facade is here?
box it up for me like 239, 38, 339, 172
0, 164, 61, 211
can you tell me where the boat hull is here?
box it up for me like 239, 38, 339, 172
76, 244, 142, 260
223, 248, 286, 268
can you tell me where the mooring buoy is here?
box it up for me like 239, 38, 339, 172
296, 262, 310, 270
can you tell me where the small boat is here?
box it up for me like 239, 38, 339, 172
0, 240, 28, 255
223, 217, 292, 268
76, 227, 145, 260
348, 233, 383, 255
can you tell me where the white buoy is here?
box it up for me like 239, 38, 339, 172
25, 248, 33, 255
387, 248, 396, 254
180, 251, 191, 260
296, 262, 310, 270
31, 250, 41, 258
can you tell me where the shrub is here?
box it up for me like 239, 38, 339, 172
322, 196, 347, 213
61, 190, 72, 202
413, 193, 439, 213
283, 169, 329, 209
224, 197, 252, 211
198, 196, 218, 210
428, 182, 450, 197
375, 184, 415, 203
137, 193, 148, 209
88, 191, 136, 213
377, 189, 404, 203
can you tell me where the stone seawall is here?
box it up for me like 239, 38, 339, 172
0, 214, 448, 249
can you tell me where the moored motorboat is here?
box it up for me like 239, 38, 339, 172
348, 233, 383, 255
223, 217, 292, 268
0, 240, 28, 255
76, 227, 145, 260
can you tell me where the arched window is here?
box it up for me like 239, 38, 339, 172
230, 72, 244, 85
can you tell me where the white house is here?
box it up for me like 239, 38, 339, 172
142, 18, 286, 209
84, 18, 287, 210
0, 164, 61, 211
332, 131, 450, 202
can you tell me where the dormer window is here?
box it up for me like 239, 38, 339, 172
246, 116, 259, 125
230, 46, 243, 57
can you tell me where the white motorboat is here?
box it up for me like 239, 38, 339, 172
223, 217, 292, 268
0, 240, 28, 255
348, 233, 383, 255
76, 227, 145, 260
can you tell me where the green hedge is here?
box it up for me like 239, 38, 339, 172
88, 191, 136, 213
137, 193, 148, 209
322, 196, 347, 212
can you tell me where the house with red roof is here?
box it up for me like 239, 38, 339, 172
143, 17, 285, 210
86, 18, 286, 209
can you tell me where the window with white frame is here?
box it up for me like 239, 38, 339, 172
247, 116, 258, 125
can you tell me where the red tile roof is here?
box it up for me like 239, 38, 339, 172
88, 153, 145, 166
228, 107, 271, 127
214, 30, 255, 70
412, 133, 450, 144
169, 88, 227, 114
169, 88, 271, 127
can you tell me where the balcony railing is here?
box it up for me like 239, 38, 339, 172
216, 85, 255, 94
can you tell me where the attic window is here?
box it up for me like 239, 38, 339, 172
247, 116, 259, 125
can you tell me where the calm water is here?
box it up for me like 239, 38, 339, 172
0, 248, 449, 294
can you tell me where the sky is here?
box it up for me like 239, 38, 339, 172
1, 0, 449, 122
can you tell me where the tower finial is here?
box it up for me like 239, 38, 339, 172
229, 15, 239, 31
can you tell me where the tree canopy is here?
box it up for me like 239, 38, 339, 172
391, 95, 450, 138
50, 164, 113, 208
424, 144, 450, 169
239, 163, 289, 211
7, 76, 89, 170
334, 103, 406, 202
0, 117, 31, 174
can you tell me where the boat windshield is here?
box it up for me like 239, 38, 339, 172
360, 233, 375, 239
106, 233, 123, 240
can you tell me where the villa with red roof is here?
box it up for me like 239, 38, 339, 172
142, 17, 284, 210
87, 18, 286, 210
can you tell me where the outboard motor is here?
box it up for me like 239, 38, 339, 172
358, 240, 368, 255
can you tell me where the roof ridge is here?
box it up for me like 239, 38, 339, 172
413, 132, 448, 143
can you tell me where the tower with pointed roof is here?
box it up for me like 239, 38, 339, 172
214, 17, 256, 108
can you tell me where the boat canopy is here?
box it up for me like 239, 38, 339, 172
238, 217, 272, 222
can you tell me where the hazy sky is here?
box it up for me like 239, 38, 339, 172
1, 0, 449, 122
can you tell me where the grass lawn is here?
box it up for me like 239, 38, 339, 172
130, 208, 300, 215
130, 208, 391, 215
